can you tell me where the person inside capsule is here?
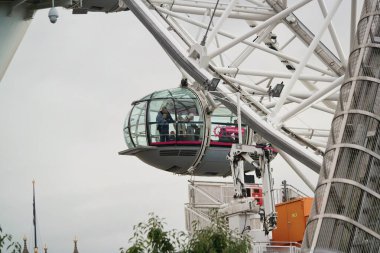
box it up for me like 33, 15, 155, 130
185, 113, 200, 141
156, 106, 174, 142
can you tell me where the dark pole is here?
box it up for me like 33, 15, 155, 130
281, 180, 287, 202
32, 180, 37, 251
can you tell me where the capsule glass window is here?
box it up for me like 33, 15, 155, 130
129, 101, 148, 146
210, 106, 247, 144
123, 111, 134, 148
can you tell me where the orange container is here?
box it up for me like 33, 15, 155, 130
272, 197, 313, 243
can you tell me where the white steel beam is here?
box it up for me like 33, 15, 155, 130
205, 0, 238, 47
0, 4, 31, 82
277, 75, 344, 123
208, 0, 313, 59
264, 98, 335, 114
168, 6, 271, 21
215, 67, 337, 82
285, 96, 335, 114
229, 24, 277, 68
195, 9, 209, 42
269, 0, 343, 123
350, 0, 357, 52
150, 0, 274, 14
245, 0, 269, 8
279, 34, 296, 50
317, 0, 346, 66
285, 128, 330, 138
297, 136, 327, 148
126, 0, 322, 172
222, 75, 338, 103
155, 6, 336, 77
279, 150, 316, 192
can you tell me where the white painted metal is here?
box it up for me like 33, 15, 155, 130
127, 0, 327, 172
229, 24, 277, 68
204, 0, 239, 47
277, 75, 344, 123
161, 5, 272, 21
269, 0, 343, 122
278, 150, 315, 192
350, 0, 357, 52
214, 67, 337, 82
236, 93, 243, 144
0, 4, 32, 82
208, 0, 313, 59
317, 0, 346, 66
260, 153, 276, 232
153, 6, 337, 76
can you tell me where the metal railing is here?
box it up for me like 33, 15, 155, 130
185, 180, 310, 232
251, 242, 301, 253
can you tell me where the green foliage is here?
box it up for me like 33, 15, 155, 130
0, 226, 21, 253
121, 211, 251, 253
120, 213, 186, 253
185, 211, 251, 253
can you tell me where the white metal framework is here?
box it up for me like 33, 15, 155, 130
123, 0, 358, 176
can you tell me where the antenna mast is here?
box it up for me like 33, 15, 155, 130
32, 180, 38, 252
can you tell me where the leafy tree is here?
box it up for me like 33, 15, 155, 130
185, 211, 251, 253
0, 226, 21, 253
121, 212, 251, 253
120, 213, 186, 253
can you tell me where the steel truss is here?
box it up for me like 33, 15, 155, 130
123, 0, 357, 178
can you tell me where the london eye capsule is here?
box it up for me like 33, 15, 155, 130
119, 87, 261, 176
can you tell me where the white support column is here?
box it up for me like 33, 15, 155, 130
195, 9, 210, 42
205, 0, 239, 47
286, 96, 335, 114
350, 0, 357, 52
215, 67, 337, 82
0, 4, 31, 82
230, 24, 277, 68
269, 0, 343, 123
127, 0, 323, 172
279, 34, 296, 50
318, 0, 346, 66
246, 0, 268, 8
264, 92, 336, 114
208, 0, 313, 59
236, 93, 245, 196
156, 6, 336, 77
277, 75, 344, 123
213, 27, 225, 67
261, 155, 276, 227
236, 93, 243, 144
278, 150, 315, 192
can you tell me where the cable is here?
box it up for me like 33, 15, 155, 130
200, 0, 220, 46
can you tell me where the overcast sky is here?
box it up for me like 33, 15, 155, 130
0, 6, 321, 253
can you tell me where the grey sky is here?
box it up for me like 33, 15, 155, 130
0, 5, 326, 253
0, 8, 189, 252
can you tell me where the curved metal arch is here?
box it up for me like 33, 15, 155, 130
334, 109, 380, 123
319, 178, 380, 200
325, 143, 380, 162
307, 214, 380, 241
